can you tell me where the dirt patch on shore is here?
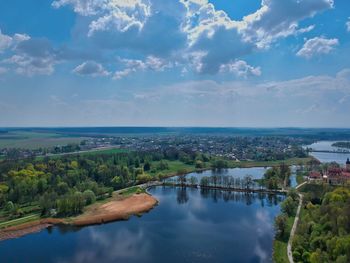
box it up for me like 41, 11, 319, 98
0, 218, 64, 241
73, 193, 158, 226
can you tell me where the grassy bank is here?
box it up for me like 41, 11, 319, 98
228, 157, 313, 168
0, 214, 41, 229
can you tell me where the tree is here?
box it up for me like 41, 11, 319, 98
5, 201, 14, 212
200, 176, 209, 187
83, 190, 96, 205
195, 160, 204, 169
111, 176, 123, 189
275, 214, 287, 238
143, 161, 151, 171
281, 196, 297, 217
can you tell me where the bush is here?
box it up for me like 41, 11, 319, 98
136, 174, 153, 183
83, 190, 96, 205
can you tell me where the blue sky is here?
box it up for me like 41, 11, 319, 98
0, 0, 349, 127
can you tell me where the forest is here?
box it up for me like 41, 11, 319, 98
0, 149, 212, 220
292, 186, 350, 263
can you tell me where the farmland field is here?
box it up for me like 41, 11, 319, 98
0, 131, 86, 149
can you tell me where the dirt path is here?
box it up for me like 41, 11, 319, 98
287, 193, 303, 263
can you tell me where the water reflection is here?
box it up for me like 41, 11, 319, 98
1, 186, 283, 263
173, 186, 283, 206
176, 187, 189, 204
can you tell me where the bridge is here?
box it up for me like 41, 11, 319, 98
309, 150, 350, 154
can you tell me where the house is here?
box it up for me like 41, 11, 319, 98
308, 158, 350, 185
325, 158, 350, 185
309, 171, 322, 182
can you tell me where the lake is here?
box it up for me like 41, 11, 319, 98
185, 167, 270, 180
168, 166, 299, 188
0, 186, 283, 263
306, 141, 350, 164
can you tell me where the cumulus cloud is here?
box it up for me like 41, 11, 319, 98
219, 60, 261, 78
1, 0, 336, 78
241, 0, 333, 48
0, 30, 100, 76
346, 18, 350, 32
0, 29, 30, 53
296, 37, 338, 58
52, 0, 152, 36
73, 61, 110, 77
0, 30, 12, 53
113, 55, 172, 79
50, 0, 334, 76
3, 38, 59, 76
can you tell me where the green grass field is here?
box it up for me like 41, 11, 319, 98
229, 157, 313, 168
0, 213, 41, 229
148, 160, 197, 178
0, 131, 86, 149
80, 148, 128, 156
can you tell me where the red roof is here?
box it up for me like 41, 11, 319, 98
309, 171, 322, 178
328, 168, 343, 177
342, 172, 350, 178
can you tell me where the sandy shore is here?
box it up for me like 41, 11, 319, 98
0, 218, 63, 241
0, 193, 158, 241
73, 193, 158, 226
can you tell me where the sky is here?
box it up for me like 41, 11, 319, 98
0, 0, 349, 127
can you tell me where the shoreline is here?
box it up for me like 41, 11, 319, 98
0, 157, 313, 242
0, 193, 158, 242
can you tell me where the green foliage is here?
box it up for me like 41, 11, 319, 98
281, 196, 298, 217
136, 174, 153, 183
0, 149, 202, 219
292, 187, 350, 263
263, 164, 291, 189
211, 159, 228, 169
275, 214, 288, 238
83, 190, 96, 205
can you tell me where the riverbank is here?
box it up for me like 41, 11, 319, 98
0, 157, 312, 242
0, 192, 158, 242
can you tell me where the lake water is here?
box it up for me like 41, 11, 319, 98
185, 167, 270, 180
0, 186, 283, 263
306, 141, 350, 164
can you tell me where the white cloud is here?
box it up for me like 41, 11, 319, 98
296, 37, 338, 58
346, 18, 350, 32
113, 55, 172, 79
52, 0, 152, 36
0, 30, 12, 53
73, 61, 110, 77
3, 38, 59, 76
4, 54, 56, 76
241, 0, 333, 48
219, 60, 261, 78
50, 0, 333, 76
0, 29, 30, 53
